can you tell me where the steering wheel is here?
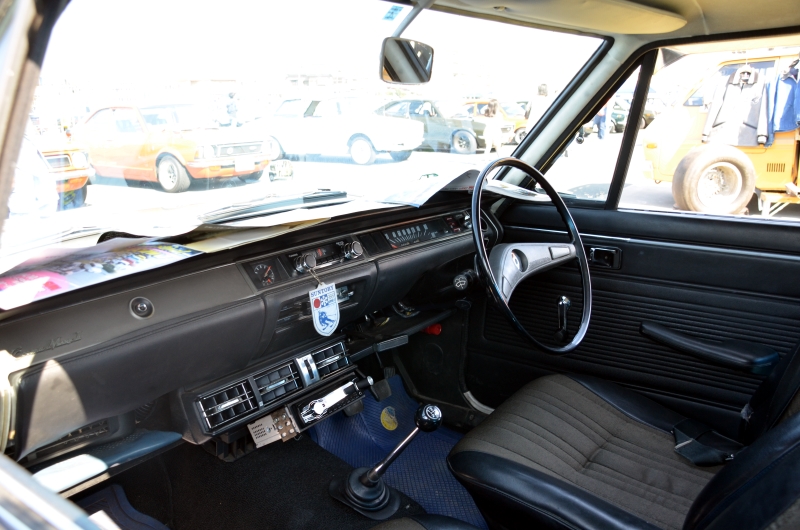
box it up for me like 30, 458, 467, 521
471, 157, 592, 354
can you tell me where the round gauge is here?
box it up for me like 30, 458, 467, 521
253, 263, 276, 286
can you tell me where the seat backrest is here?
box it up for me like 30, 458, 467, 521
684, 408, 800, 530
740, 341, 800, 444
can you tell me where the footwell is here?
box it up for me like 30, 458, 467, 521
309, 376, 487, 529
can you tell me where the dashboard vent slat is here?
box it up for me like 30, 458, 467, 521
312, 342, 349, 377
199, 381, 258, 430
253, 362, 302, 406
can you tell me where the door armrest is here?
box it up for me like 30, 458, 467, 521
640, 321, 779, 375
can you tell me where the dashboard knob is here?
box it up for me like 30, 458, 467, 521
344, 241, 363, 259
453, 269, 476, 291
130, 297, 154, 318
295, 253, 317, 273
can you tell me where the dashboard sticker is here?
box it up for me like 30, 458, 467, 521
309, 283, 339, 336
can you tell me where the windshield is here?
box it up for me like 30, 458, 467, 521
0, 0, 601, 308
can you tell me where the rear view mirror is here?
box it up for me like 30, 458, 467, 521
380, 37, 433, 84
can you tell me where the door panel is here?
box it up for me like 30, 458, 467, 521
465, 202, 800, 437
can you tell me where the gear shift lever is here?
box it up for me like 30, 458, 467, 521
330, 404, 442, 520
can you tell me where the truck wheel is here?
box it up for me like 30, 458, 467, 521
672, 145, 755, 214
451, 130, 477, 155
157, 155, 191, 193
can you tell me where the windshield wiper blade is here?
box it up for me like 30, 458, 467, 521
200, 190, 350, 224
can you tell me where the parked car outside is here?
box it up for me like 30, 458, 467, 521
261, 98, 423, 165
76, 104, 270, 193
376, 99, 510, 155
463, 100, 527, 144
36, 132, 94, 209
7, 134, 58, 217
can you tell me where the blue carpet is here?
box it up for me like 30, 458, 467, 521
309, 376, 487, 529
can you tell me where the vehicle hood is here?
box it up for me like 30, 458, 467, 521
174, 127, 265, 145
35, 135, 87, 154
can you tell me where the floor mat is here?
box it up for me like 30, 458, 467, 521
309, 376, 487, 529
102, 436, 425, 530
77, 484, 168, 530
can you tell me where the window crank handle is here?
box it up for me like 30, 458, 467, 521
557, 296, 571, 338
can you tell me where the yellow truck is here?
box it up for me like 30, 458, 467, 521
641, 52, 799, 216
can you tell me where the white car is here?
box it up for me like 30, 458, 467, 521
262, 98, 424, 165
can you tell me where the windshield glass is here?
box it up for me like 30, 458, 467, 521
0, 0, 601, 308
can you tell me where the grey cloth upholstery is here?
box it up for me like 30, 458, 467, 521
450, 375, 719, 530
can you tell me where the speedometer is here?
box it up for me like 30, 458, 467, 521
382, 219, 450, 249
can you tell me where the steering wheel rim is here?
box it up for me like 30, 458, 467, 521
471, 157, 592, 354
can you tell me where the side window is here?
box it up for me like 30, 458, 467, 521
112, 109, 143, 133
618, 40, 796, 220
85, 109, 112, 134
313, 100, 339, 117
543, 68, 642, 202
385, 101, 410, 117
141, 108, 172, 127
275, 100, 306, 117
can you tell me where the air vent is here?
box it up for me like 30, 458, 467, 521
253, 362, 302, 406
199, 381, 258, 431
767, 163, 786, 173
312, 342, 349, 377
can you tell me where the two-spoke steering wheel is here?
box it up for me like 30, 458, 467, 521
471, 158, 592, 354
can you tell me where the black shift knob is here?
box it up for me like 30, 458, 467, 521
415, 404, 442, 432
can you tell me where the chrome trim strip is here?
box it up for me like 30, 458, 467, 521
463, 391, 494, 414
505, 226, 630, 242
504, 225, 800, 262
295, 353, 320, 387
315, 353, 344, 369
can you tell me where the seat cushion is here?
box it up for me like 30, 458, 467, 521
448, 374, 719, 530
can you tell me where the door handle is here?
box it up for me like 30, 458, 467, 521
586, 246, 621, 269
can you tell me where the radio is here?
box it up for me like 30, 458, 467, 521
291, 373, 373, 429
286, 237, 364, 276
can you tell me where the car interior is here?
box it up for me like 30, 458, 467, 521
1, 0, 800, 529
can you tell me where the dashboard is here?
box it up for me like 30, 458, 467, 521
0, 195, 493, 468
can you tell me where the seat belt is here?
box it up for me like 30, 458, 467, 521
673, 419, 744, 466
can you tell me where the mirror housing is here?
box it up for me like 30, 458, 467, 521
380, 37, 433, 84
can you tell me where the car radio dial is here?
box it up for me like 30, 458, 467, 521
344, 241, 363, 260
295, 253, 317, 273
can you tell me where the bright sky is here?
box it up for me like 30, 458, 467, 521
41, 0, 601, 100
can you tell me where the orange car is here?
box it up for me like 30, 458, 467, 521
38, 134, 94, 208
462, 100, 528, 144
78, 105, 269, 193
